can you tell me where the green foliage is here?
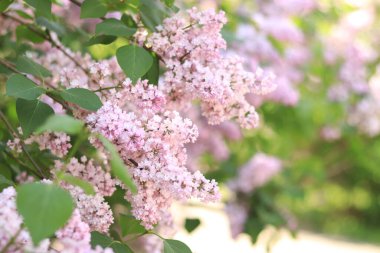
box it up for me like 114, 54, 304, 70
162, 0, 175, 7
142, 53, 159, 85
139, 0, 177, 31
98, 135, 137, 193
60, 88, 103, 111
116, 45, 153, 83
16, 99, 54, 136
36, 114, 84, 135
6, 74, 44, 100
119, 214, 146, 236
15, 56, 52, 78
95, 19, 137, 37
15, 25, 45, 43
16, 182, 74, 245
90, 232, 134, 253
0, 174, 14, 188
86, 35, 117, 46
24, 0, 52, 18
185, 218, 201, 233
36, 17, 65, 36
0, 0, 13, 12
60, 173, 96, 195
163, 239, 192, 253
80, 0, 107, 19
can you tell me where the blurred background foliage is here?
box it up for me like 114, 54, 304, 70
212, 0, 380, 244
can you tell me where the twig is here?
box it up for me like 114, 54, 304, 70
0, 111, 45, 178
0, 57, 72, 113
1, 13, 88, 75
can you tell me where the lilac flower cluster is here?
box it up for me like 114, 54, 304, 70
86, 101, 219, 228
7, 130, 71, 158
148, 8, 276, 128
229, 153, 283, 193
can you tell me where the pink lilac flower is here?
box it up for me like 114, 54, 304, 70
86, 102, 219, 229
63, 185, 114, 233
55, 157, 116, 197
148, 7, 275, 129
230, 153, 283, 193
7, 130, 71, 158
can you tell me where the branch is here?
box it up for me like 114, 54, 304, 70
1, 13, 88, 75
0, 57, 72, 113
0, 111, 45, 178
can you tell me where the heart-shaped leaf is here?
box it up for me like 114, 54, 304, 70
16, 182, 74, 245
116, 45, 153, 83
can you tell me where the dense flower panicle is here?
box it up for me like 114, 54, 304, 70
63, 185, 114, 233
148, 7, 274, 129
116, 79, 167, 114
323, 7, 376, 102
233, 24, 302, 107
26, 132, 72, 158
86, 102, 219, 228
230, 153, 283, 193
54, 209, 114, 253
7, 131, 71, 158
55, 157, 116, 197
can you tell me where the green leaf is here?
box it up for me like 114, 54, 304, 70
60, 88, 102, 111
109, 242, 134, 253
162, 0, 174, 7
90, 232, 133, 253
119, 214, 146, 236
16, 25, 45, 43
0, 174, 14, 187
6, 74, 44, 100
86, 35, 117, 46
116, 45, 153, 83
91, 231, 112, 248
80, 0, 107, 19
24, 0, 52, 18
121, 14, 137, 28
16, 99, 54, 136
16, 182, 74, 245
36, 17, 65, 36
0, 0, 13, 12
36, 114, 84, 134
142, 53, 159, 85
61, 174, 95, 195
185, 218, 201, 233
15, 10, 33, 20
163, 239, 192, 253
98, 135, 137, 193
16, 56, 51, 78
245, 219, 264, 243
104, 0, 138, 12
95, 18, 137, 37
139, 0, 177, 31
